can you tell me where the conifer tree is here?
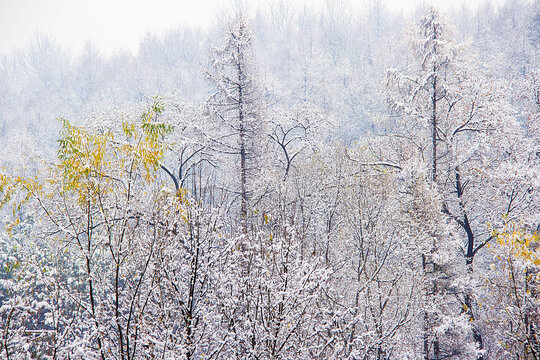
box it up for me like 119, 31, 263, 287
206, 12, 265, 233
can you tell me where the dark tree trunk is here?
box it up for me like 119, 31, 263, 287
237, 45, 248, 234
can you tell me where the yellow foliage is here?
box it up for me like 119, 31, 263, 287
55, 99, 174, 208
492, 219, 540, 270
0, 173, 41, 214
5, 217, 20, 236
1, 99, 182, 234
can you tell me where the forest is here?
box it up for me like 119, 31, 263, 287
0, 0, 539, 359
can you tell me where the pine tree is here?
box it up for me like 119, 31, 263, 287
206, 12, 265, 233
386, 9, 460, 358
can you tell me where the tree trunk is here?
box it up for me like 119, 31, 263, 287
431, 69, 437, 183
237, 49, 248, 234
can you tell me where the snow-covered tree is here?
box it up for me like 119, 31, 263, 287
206, 12, 266, 232
386, 8, 539, 359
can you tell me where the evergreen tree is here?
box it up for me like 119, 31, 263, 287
206, 12, 266, 233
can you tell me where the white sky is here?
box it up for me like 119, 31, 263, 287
0, 0, 508, 58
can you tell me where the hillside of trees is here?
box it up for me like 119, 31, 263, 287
1, 1, 539, 359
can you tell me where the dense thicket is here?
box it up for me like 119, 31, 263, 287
1, 1, 539, 359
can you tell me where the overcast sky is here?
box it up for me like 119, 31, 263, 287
0, 0, 509, 58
